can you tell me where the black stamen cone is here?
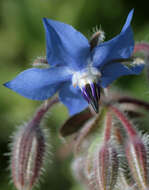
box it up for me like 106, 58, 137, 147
82, 83, 100, 113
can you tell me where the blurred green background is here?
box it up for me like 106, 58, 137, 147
0, 0, 149, 189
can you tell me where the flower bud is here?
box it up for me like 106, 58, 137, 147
11, 121, 46, 190
125, 136, 149, 190
10, 98, 58, 190
93, 144, 119, 190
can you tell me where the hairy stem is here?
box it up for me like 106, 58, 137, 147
109, 105, 137, 138
31, 96, 59, 125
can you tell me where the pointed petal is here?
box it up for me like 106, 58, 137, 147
100, 62, 144, 88
43, 18, 90, 70
4, 67, 71, 100
59, 82, 88, 115
121, 9, 134, 32
93, 9, 134, 68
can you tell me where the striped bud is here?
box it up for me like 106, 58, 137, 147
93, 144, 119, 190
11, 121, 46, 190
125, 136, 149, 190
10, 98, 58, 190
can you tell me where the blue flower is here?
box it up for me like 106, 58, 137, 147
4, 9, 144, 115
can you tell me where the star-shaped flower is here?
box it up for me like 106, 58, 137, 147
4, 9, 144, 115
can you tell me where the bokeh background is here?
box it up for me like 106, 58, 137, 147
1, 0, 149, 189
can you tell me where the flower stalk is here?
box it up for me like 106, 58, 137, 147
109, 105, 137, 138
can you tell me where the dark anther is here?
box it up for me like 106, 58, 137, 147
82, 83, 100, 113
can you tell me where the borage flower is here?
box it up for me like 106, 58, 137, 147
4, 9, 144, 115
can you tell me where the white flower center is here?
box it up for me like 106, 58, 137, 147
72, 66, 101, 88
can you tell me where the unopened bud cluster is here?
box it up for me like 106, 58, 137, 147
67, 103, 149, 190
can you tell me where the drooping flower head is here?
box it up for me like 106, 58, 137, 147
4, 9, 144, 115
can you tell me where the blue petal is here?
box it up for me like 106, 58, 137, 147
4, 66, 71, 100
121, 9, 134, 32
100, 62, 144, 88
43, 18, 90, 70
59, 82, 88, 115
93, 9, 134, 68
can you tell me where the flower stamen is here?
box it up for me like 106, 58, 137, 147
82, 83, 100, 113
72, 67, 101, 113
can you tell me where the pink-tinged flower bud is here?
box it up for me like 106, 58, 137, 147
10, 98, 58, 190
11, 122, 46, 190
125, 137, 149, 190
93, 144, 119, 190
11, 121, 46, 190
